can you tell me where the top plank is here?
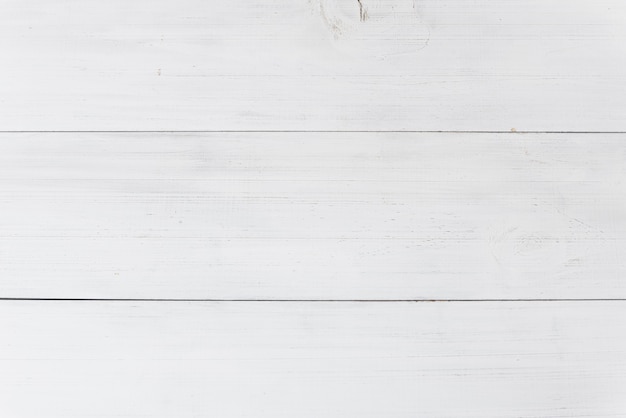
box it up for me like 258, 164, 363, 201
1, 0, 625, 131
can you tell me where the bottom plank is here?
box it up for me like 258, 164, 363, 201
0, 301, 625, 417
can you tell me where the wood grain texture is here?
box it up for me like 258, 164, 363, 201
0, 301, 625, 417
1, 0, 625, 131
3, 1, 625, 416
1, 132, 624, 299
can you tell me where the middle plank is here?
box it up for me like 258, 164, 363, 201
0, 132, 624, 299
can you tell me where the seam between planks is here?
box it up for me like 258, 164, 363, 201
0, 131, 626, 134
1, 298, 626, 303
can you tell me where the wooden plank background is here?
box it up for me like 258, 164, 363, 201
1, 132, 625, 300
1, 0, 625, 131
1, 1, 625, 417
1, 301, 625, 418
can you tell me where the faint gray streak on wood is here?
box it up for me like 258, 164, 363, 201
356, 0, 368, 21
0, 0, 625, 130
4, 298, 626, 302
0, 301, 624, 417
0, 132, 624, 300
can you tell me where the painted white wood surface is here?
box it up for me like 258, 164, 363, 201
1, 0, 625, 131
0, 301, 625, 417
2, 0, 625, 415
1, 132, 624, 299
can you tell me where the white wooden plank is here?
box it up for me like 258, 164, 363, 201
0, 301, 624, 417
1, 0, 625, 131
1, 132, 624, 299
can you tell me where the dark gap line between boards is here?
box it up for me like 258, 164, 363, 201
0, 298, 625, 303
0, 130, 625, 134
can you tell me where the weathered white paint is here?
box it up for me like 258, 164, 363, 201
1, 301, 625, 417
2, 1, 625, 415
1, 132, 624, 299
1, 0, 625, 130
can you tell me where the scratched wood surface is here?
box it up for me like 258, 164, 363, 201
1, 132, 625, 300
1, 0, 625, 131
1, 301, 625, 418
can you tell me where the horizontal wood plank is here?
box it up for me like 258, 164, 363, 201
1, 132, 625, 299
1, 0, 625, 130
0, 301, 625, 417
